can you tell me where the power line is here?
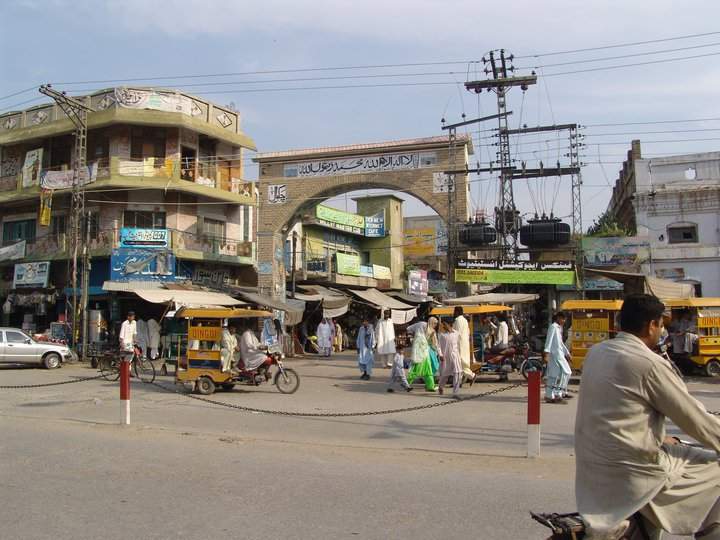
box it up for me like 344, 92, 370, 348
515, 30, 720, 58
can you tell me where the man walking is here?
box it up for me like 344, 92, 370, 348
543, 311, 572, 403
375, 310, 396, 368
576, 294, 720, 538
357, 318, 376, 380
452, 307, 476, 385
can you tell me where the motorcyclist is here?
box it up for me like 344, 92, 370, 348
236, 319, 270, 373
575, 294, 720, 539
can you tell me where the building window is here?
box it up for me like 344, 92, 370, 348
3, 219, 36, 245
123, 211, 166, 229
50, 215, 67, 237
202, 218, 226, 241
668, 224, 698, 244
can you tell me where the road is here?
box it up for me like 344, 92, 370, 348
2, 353, 719, 539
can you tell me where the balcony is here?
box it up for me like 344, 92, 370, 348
0, 156, 256, 205
3, 228, 254, 267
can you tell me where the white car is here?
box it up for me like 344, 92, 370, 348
0, 328, 75, 369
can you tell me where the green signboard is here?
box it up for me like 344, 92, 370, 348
336, 253, 361, 276
454, 268, 575, 285
316, 205, 365, 229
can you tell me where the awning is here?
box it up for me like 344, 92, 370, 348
444, 293, 539, 305
231, 289, 305, 323
324, 304, 349, 319
585, 268, 695, 300
294, 285, 349, 310
348, 288, 414, 310
134, 289, 244, 307
387, 292, 434, 304
102, 281, 166, 292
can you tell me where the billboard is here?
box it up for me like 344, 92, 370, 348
364, 211, 385, 237
13, 261, 50, 288
119, 228, 170, 249
335, 253, 361, 276
455, 260, 575, 285
582, 236, 649, 267
111, 248, 176, 282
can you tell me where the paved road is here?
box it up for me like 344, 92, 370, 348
2, 353, 719, 539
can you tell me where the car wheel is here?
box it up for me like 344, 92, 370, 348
43, 352, 62, 369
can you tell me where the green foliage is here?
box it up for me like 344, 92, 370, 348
586, 210, 630, 237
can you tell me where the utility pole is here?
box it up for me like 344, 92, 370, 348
290, 230, 298, 298
465, 50, 536, 261
39, 84, 94, 356
81, 211, 92, 361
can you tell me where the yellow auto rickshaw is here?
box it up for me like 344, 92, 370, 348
174, 307, 300, 395
561, 299, 624, 371
665, 298, 720, 377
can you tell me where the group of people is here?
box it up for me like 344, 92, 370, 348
354, 307, 476, 398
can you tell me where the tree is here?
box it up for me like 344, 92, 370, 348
586, 210, 630, 237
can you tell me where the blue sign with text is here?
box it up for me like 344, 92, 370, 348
120, 228, 169, 249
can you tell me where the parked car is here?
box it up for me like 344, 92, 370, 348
0, 327, 75, 369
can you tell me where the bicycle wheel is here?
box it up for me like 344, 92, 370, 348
100, 356, 120, 382
133, 357, 156, 383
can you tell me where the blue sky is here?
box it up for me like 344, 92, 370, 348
2, 0, 720, 226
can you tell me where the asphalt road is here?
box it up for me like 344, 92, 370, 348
2, 352, 719, 539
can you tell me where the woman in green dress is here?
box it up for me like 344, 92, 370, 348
406, 317, 439, 392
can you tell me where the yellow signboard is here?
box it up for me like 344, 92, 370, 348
404, 227, 436, 257
573, 318, 609, 332
188, 326, 222, 341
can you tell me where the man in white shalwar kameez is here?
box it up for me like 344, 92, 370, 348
147, 318, 161, 360
316, 318, 334, 357
375, 311, 396, 368
543, 311, 572, 403
452, 307, 476, 385
220, 325, 238, 373
238, 324, 268, 371
576, 294, 720, 539
357, 319, 375, 380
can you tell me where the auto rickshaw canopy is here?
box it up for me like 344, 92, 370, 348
175, 307, 273, 319
664, 298, 720, 309
561, 300, 624, 311
430, 304, 511, 316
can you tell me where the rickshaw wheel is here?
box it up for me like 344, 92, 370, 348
274, 368, 300, 394
221, 383, 236, 391
705, 359, 720, 378
196, 376, 216, 395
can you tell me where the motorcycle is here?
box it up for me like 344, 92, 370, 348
229, 347, 300, 395
474, 340, 545, 381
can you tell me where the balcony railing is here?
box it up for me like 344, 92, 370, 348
171, 230, 254, 260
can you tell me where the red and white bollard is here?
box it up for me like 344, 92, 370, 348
120, 358, 130, 425
527, 370, 541, 458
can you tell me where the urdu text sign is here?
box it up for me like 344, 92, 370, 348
454, 268, 575, 285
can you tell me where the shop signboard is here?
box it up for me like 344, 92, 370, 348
364, 211, 385, 237
111, 248, 176, 282
13, 261, 50, 288
192, 267, 229, 287
316, 205, 365, 235
404, 227, 436, 257
582, 236, 649, 267
335, 253, 361, 277
120, 228, 169, 249
360, 265, 374, 278
372, 264, 392, 280
0, 240, 26, 262
408, 270, 429, 296
455, 259, 575, 285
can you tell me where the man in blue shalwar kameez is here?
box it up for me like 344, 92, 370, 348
357, 318, 376, 380
543, 311, 572, 403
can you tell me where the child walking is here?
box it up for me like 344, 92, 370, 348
387, 344, 413, 393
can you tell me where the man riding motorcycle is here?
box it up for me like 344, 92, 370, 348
575, 294, 720, 539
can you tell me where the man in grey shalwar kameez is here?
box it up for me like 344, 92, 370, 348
357, 319, 376, 380
576, 294, 720, 539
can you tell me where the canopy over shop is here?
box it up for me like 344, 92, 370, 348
584, 268, 695, 300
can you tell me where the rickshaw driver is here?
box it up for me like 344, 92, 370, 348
575, 294, 720, 539
236, 319, 270, 375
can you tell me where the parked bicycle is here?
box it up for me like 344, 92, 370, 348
99, 345, 156, 383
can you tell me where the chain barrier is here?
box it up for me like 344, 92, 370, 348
0, 373, 108, 389
149, 380, 525, 417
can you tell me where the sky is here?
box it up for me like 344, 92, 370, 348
2, 0, 720, 229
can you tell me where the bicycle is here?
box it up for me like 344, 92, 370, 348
99, 345, 156, 383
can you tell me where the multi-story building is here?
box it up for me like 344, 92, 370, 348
285, 195, 399, 290
403, 214, 448, 295
0, 87, 257, 330
606, 142, 720, 296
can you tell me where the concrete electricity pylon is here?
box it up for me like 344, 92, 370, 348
39, 85, 94, 359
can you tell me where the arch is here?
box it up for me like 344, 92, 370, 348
254, 135, 473, 297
